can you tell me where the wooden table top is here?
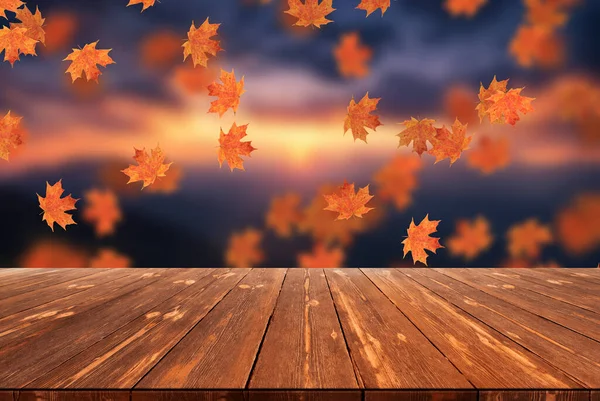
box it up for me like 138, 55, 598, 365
0, 268, 599, 401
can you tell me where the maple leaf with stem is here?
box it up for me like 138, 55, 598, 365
0, 25, 38, 66
121, 145, 173, 189
444, 0, 487, 17
509, 24, 564, 68
428, 118, 472, 165
285, 0, 335, 28
397, 117, 437, 156
343, 92, 382, 143
447, 216, 493, 261
0, 0, 24, 19
266, 193, 304, 237
401, 214, 443, 266
333, 32, 372, 78
225, 228, 264, 268
82, 188, 122, 237
323, 181, 374, 220
507, 218, 553, 259
182, 18, 222, 68
89, 248, 131, 268
486, 88, 535, 126
0, 111, 24, 161
356, 0, 391, 17
63, 41, 115, 83
10, 5, 45, 44
298, 243, 344, 268
373, 154, 422, 211
466, 135, 510, 174
127, 0, 157, 12
475, 76, 508, 121
218, 122, 256, 172
37, 179, 79, 232
208, 69, 245, 117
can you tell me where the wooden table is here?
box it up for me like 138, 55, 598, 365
0, 268, 599, 401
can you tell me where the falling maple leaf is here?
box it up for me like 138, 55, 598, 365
0, 0, 23, 19
324, 181, 374, 220
225, 228, 264, 268
397, 117, 437, 156
182, 18, 222, 68
298, 243, 344, 268
0, 111, 24, 161
217, 122, 256, 171
402, 214, 444, 266
121, 145, 173, 189
265, 193, 304, 237
285, 0, 335, 28
447, 216, 493, 260
443, 85, 479, 125
127, 0, 156, 12
444, 0, 487, 17
140, 30, 183, 69
343, 92, 382, 143
208, 69, 245, 117
466, 135, 510, 174
373, 154, 422, 211
509, 25, 564, 68
19, 239, 88, 268
356, 0, 390, 17
428, 118, 472, 165
37, 179, 79, 232
171, 63, 219, 94
333, 32, 372, 78
475, 76, 509, 121
555, 193, 600, 255
525, 0, 569, 29
0, 25, 38, 66
507, 218, 553, 259
476, 77, 534, 125
10, 5, 45, 44
147, 163, 183, 194
82, 188, 122, 237
42, 11, 78, 53
64, 41, 115, 82
89, 248, 131, 268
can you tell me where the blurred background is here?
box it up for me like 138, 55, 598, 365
0, 0, 599, 268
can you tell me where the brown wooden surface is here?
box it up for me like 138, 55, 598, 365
0, 268, 598, 400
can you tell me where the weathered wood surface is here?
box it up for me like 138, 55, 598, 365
0, 268, 598, 401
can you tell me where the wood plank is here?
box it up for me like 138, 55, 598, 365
550, 268, 600, 284
132, 390, 245, 401
0, 268, 18, 277
592, 391, 599, 401
29, 269, 247, 388
400, 268, 600, 388
0, 392, 11, 401
483, 269, 600, 312
136, 268, 287, 389
363, 268, 581, 388
247, 391, 361, 401
0, 269, 170, 347
0, 269, 99, 299
479, 391, 590, 401
13, 391, 129, 400
324, 269, 471, 389
436, 269, 600, 342
249, 269, 358, 389
0, 268, 213, 388
0, 269, 62, 287
365, 390, 476, 401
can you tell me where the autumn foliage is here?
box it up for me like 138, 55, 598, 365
121, 145, 173, 189
37, 180, 78, 232
344, 93, 382, 143
402, 215, 444, 266
63, 41, 115, 82
323, 181, 374, 220
285, 0, 335, 28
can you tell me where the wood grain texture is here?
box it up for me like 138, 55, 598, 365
132, 391, 245, 401
365, 390, 477, 401
479, 391, 590, 401
544, 268, 600, 284
0, 391, 11, 401
136, 268, 287, 389
436, 268, 600, 341
591, 391, 599, 401
401, 268, 600, 387
249, 269, 358, 389
13, 391, 129, 400
324, 269, 471, 389
247, 390, 361, 401
506, 268, 600, 294
0, 269, 99, 299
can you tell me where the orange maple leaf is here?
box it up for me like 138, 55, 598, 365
373, 154, 422, 211
0, 0, 23, 18
19, 239, 88, 268
0, 25, 38, 66
555, 193, 600, 255
466, 135, 510, 174
37, 179, 79, 232
476, 77, 534, 125
507, 218, 553, 259
42, 11, 78, 54
525, 0, 569, 29
127, 0, 156, 12
64, 41, 115, 83
10, 5, 45, 44
402, 214, 444, 266
298, 243, 345, 268
82, 188, 122, 237
171, 63, 218, 94
333, 32, 372, 78
324, 181, 374, 220
147, 163, 183, 194
356, 0, 391, 17
509, 25, 564, 68
443, 85, 478, 125
89, 248, 131, 268
140, 30, 183, 69
266, 193, 304, 237
208, 69, 245, 117
447, 216, 493, 260
475, 75, 508, 121
121, 145, 173, 189
0, 111, 24, 161
182, 18, 222, 68
429, 118, 471, 165
225, 228, 264, 268
218, 122, 256, 171
444, 0, 487, 17
285, 0, 335, 28
397, 117, 437, 156
343, 92, 382, 143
